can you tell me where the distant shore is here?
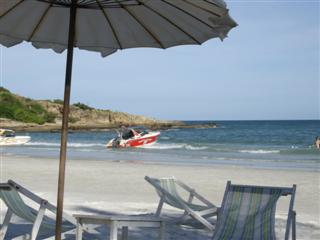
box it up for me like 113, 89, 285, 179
0, 120, 217, 132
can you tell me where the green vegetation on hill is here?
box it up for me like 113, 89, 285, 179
0, 87, 56, 124
73, 102, 93, 110
53, 99, 63, 105
0, 88, 179, 130
0, 88, 99, 125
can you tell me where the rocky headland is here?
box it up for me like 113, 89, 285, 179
0, 87, 217, 132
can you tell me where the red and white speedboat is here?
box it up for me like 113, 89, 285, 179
106, 127, 160, 148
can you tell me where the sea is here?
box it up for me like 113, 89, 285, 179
2, 120, 319, 171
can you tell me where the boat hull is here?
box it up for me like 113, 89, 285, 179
107, 132, 160, 148
125, 134, 158, 147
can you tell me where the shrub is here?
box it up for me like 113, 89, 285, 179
0, 87, 10, 93
44, 112, 57, 123
53, 99, 64, 105
0, 91, 55, 125
73, 102, 93, 111
68, 117, 79, 123
13, 108, 45, 124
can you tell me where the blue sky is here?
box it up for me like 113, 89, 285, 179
1, 0, 319, 120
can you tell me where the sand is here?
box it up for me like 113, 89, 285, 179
0, 155, 319, 239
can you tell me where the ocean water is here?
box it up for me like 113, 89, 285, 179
2, 120, 319, 171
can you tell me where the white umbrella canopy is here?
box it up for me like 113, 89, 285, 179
0, 0, 237, 239
0, 0, 236, 56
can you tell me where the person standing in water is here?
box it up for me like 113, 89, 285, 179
314, 137, 320, 149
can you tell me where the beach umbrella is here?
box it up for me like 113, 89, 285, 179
0, 0, 237, 238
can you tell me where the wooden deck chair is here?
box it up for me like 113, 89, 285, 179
0, 180, 76, 240
145, 176, 218, 231
212, 181, 296, 240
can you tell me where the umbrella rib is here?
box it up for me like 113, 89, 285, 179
136, 0, 201, 45
28, 3, 53, 41
116, 3, 165, 49
96, 0, 123, 49
184, 0, 224, 17
162, 0, 220, 30
0, 0, 24, 18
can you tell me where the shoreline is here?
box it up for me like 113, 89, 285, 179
0, 121, 218, 132
3, 151, 319, 173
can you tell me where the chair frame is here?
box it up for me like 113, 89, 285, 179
215, 181, 296, 240
0, 180, 76, 240
145, 176, 218, 231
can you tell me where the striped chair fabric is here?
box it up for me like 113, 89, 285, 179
212, 183, 293, 240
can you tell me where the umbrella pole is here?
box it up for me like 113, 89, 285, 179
55, 1, 77, 239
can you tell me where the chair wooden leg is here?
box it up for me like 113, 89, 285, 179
292, 211, 296, 240
76, 219, 84, 240
187, 193, 194, 204
156, 197, 165, 217
31, 202, 46, 240
121, 226, 128, 240
0, 209, 13, 240
180, 211, 189, 222
180, 193, 194, 220
110, 221, 118, 240
159, 221, 165, 240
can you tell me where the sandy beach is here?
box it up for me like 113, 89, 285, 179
0, 154, 319, 239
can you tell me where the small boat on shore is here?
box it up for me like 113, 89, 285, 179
0, 129, 31, 146
106, 126, 160, 148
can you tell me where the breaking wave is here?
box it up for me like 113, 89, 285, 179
185, 145, 208, 150
141, 143, 208, 150
239, 149, 280, 154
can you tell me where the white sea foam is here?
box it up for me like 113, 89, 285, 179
69, 143, 106, 148
239, 149, 280, 154
26, 142, 105, 148
185, 145, 208, 150
140, 143, 185, 149
141, 143, 207, 150
25, 142, 60, 147
26, 141, 208, 151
